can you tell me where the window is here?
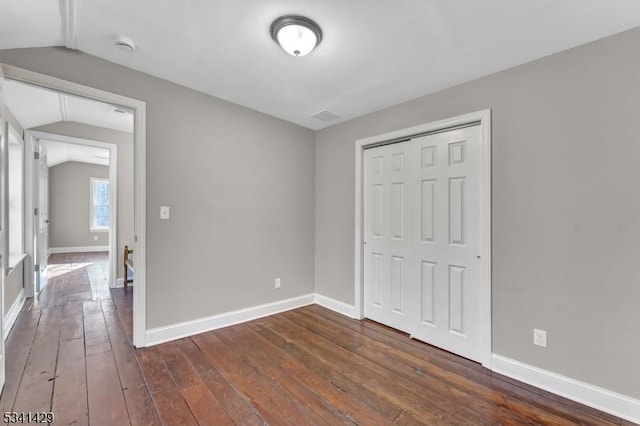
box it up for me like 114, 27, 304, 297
90, 177, 110, 231
8, 127, 25, 266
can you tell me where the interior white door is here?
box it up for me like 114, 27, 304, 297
409, 126, 483, 362
34, 143, 49, 293
363, 140, 418, 332
363, 125, 484, 363
0, 66, 7, 390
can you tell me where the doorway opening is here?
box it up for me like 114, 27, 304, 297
24, 129, 119, 295
0, 64, 146, 349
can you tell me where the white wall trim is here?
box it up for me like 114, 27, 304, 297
2, 63, 148, 349
62, 0, 77, 50
353, 109, 492, 368
4, 289, 25, 338
114, 277, 124, 288
492, 354, 640, 424
314, 294, 357, 318
48, 246, 109, 254
145, 294, 315, 347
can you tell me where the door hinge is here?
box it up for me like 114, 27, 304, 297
34, 151, 40, 160
34, 264, 39, 272
34, 208, 39, 216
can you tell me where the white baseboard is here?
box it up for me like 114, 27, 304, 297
144, 293, 315, 347
114, 278, 124, 288
48, 246, 109, 254
314, 294, 357, 318
4, 289, 26, 338
491, 354, 640, 424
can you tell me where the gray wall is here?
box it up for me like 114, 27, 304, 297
35, 121, 134, 279
4, 107, 24, 317
48, 161, 109, 248
0, 47, 316, 329
5, 107, 23, 136
315, 27, 640, 399
5, 257, 24, 315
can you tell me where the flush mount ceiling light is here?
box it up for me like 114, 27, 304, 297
270, 15, 322, 57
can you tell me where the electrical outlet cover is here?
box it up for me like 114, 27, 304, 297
533, 328, 547, 347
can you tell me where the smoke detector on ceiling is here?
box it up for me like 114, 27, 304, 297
115, 36, 136, 53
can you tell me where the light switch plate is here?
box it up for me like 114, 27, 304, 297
160, 206, 170, 220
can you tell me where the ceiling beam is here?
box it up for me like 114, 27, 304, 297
62, 0, 77, 49
59, 94, 70, 121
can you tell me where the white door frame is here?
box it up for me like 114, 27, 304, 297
0, 64, 147, 348
354, 109, 492, 368
24, 130, 118, 291
0, 64, 7, 389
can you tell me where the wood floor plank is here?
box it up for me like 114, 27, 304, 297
0, 310, 42, 412
152, 391, 199, 426
83, 301, 112, 355
12, 307, 63, 413
86, 351, 130, 426
192, 332, 320, 425
394, 410, 431, 425
180, 383, 235, 426
122, 383, 163, 426
101, 299, 162, 426
52, 338, 89, 426
174, 338, 265, 426
214, 326, 354, 425
247, 317, 408, 422
156, 340, 236, 424
225, 323, 388, 425
156, 341, 202, 389
59, 313, 84, 342
135, 347, 198, 426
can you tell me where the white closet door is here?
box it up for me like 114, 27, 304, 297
363, 125, 484, 363
409, 126, 483, 362
363, 140, 415, 333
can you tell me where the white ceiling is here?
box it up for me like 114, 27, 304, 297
1, 1, 640, 129
3, 79, 134, 133
40, 139, 109, 168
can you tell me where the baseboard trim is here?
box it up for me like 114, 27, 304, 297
4, 289, 26, 338
491, 354, 640, 424
314, 294, 357, 318
49, 246, 109, 254
114, 278, 124, 288
145, 293, 315, 347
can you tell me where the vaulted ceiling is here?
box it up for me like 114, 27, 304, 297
40, 139, 110, 168
2, 1, 640, 129
4, 79, 134, 133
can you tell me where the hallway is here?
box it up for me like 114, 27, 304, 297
0, 252, 157, 425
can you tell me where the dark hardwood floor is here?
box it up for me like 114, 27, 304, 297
0, 253, 633, 425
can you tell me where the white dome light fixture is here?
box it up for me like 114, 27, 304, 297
270, 15, 322, 57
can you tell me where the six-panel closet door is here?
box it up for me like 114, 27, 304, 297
363, 125, 484, 363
